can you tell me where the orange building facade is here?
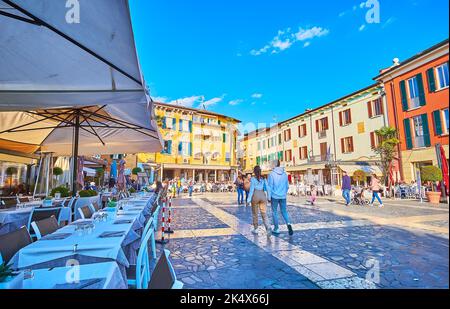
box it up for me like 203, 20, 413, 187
375, 39, 449, 183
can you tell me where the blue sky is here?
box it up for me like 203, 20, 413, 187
130, 0, 449, 127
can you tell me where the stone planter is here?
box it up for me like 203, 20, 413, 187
0, 272, 24, 289
426, 191, 442, 205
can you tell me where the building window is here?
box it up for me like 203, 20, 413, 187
339, 109, 352, 126
285, 150, 292, 162
436, 63, 450, 89
161, 140, 172, 154
368, 98, 384, 118
278, 134, 282, 145
316, 117, 329, 132
412, 115, 426, 148
370, 132, 382, 149
444, 109, 450, 134
178, 142, 191, 156
407, 76, 421, 109
433, 108, 449, 136
298, 124, 307, 137
257, 142, 261, 151
284, 129, 291, 142
340, 137, 354, 154
299, 146, 308, 160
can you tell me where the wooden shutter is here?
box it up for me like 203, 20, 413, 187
433, 110, 443, 136
303, 124, 307, 136
349, 137, 354, 152
370, 132, 375, 149
403, 118, 413, 150
427, 68, 436, 93
315, 120, 319, 132
339, 112, 343, 126
348, 110, 352, 124
416, 73, 426, 106
400, 80, 408, 111
367, 101, 373, 118
340, 138, 345, 153
379, 98, 384, 115
324, 117, 329, 130
421, 114, 431, 147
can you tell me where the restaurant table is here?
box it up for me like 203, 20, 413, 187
11, 194, 155, 282
0, 203, 71, 236
23, 261, 127, 289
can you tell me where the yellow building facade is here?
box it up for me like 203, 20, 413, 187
138, 102, 240, 182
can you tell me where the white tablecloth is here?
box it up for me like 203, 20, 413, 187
12, 194, 155, 282
23, 261, 127, 289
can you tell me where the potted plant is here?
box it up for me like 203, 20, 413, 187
50, 186, 70, 198
0, 263, 24, 289
421, 166, 443, 205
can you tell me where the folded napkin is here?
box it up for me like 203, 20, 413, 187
53, 278, 105, 289
113, 219, 133, 225
99, 231, 125, 238
41, 233, 72, 241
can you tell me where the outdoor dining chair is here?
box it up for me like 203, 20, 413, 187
31, 215, 60, 240
91, 201, 101, 212
127, 221, 155, 289
27, 207, 62, 238
142, 214, 157, 260
148, 249, 183, 289
17, 196, 30, 204
0, 226, 32, 266
78, 205, 94, 219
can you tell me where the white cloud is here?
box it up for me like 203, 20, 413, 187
360, 2, 366, 8
338, 11, 347, 17
303, 42, 311, 48
229, 99, 243, 106
167, 96, 203, 108
152, 96, 169, 103
250, 25, 329, 56
251, 93, 263, 99
359, 24, 366, 31
201, 96, 224, 108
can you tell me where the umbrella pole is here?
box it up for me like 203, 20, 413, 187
72, 111, 80, 197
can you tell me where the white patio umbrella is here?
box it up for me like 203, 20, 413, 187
0, 0, 163, 195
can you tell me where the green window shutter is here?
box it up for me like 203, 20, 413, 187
256, 156, 260, 165
426, 68, 436, 93
399, 80, 408, 111
189, 121, 193, 132
403, 118, 413, 150
167, 140, 172, 154
161, 117, 166, 129
433, 110, 443, 136
416, 73, 426, 106
223, 133, 226, 143
421, 114, 431, 147
172, 118, 177, 130
189, 142, 192, 156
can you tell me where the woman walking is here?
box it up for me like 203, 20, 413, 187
369, 174, 384, 208
247, 166, 272, 237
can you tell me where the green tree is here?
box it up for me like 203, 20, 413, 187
53, 167, 64, 187
420, 166, 443, 191
373, 127, 400, 186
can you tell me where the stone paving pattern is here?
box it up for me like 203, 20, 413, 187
157, 193, 449, 289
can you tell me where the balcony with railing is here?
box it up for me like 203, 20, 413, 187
317, 130, 327, 139
308, 154, 335, 163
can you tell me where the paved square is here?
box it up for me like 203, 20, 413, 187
154, 193, 449, 289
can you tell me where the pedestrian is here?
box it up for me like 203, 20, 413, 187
268, 160, 293, 236
244, 174, 251, 207
369, 174, 384, 208
342, 171, 352, 206
247, 166, 272, 237
309, 185, 317, 206
188, 179, 194, 197
235, 175, 244, 205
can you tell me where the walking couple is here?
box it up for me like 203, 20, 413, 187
246, 160, 294, 237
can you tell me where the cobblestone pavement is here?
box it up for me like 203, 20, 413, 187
154, 192, 449, 289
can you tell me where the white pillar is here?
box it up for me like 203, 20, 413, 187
192, 169, 195, 180
214, 170, 217, 182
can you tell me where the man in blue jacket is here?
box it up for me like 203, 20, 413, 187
342, 171, 352, 206
268, 160, 293, 235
